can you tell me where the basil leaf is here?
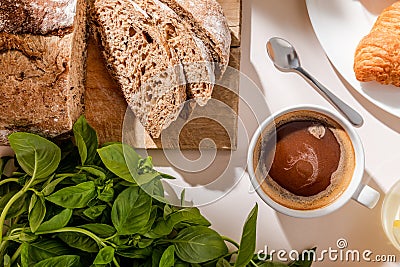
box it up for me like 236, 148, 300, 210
19, 231, 38, 243
141, 177, 165, 201
111, 186, 152, 235
78, 224, 116, 238
70, 173, 88, 184
21, 239, 74, 266
39, 173, 55, 190
136, 172, 160, 186
116, 247, 152, 259
77, 166, 106, 179
34, 255, 80, 267
57, 232, 99, 253
136, 157, 161, 185
152, 249, 163, 266
147, 208, 210, 238
98, 187, 114, 203
57, 142, 80, 173
159, 245, 175, 267
180, 189, 186, 207
101, 141, 122, 147
159, 173, 176, 180
0, 189, 28, 219
8, 132, 61, 179
138, 206, 158, 235
109, 235, 129, 246
0, 190, 19, 212
41, 176, 68, 196
28, 193, 46, 233
37, 209, 72, 233
73, 115, 98, 165
235, 204, 258, 267
172, 226, 228, 263
6, 191, 28, 219
164, 205, 174, 219
217, 258, 232, 267
97, 144, 139, 183
3, 254, 10, 267
0, 156, 12, 177
137, 238, 153, 248
174, 260, 190, 267
93, 246, 115, 265
138, 156, 154, 171
46, 181, 96, 208
83, 205, 107, 220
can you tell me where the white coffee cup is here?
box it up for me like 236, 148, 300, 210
247, 105, 380, 218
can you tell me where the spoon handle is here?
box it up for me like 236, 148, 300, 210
296, 66, 364, 127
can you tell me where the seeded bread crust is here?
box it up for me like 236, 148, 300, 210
0, 0, 87, 144
91, 0, 187, 138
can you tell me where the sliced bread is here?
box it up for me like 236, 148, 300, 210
134, 0, 215, 106
91, 0, 187, 138
159, 0, 231, 75
91, 0, 231, 138
0, 0, 88, 144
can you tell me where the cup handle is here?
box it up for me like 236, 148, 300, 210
352, 184, 380, 209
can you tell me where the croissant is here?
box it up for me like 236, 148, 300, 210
354, 1, 400, 87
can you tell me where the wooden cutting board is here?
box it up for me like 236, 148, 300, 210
85, 0, 242, 149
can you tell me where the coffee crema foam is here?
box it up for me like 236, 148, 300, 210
253, 110, 355, 211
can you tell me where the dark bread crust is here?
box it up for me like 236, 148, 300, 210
0, 0, 77, 36
0, 0, 88, 144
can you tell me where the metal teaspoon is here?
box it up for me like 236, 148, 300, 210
266, 37, 364, 127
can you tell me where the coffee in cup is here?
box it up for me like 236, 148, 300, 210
248, 105, 379, 218
253, 109, 355, 210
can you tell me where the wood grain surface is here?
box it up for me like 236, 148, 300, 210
85, 0, 242, 149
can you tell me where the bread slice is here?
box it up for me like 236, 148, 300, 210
159, 0, 231, 75
134, 0, 215, 106
0, 0, 87, 144
91, 0, 187, 138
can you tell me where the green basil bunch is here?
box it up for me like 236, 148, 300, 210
0, 116, 314, 267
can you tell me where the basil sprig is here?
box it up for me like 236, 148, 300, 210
0, 116, 314, 266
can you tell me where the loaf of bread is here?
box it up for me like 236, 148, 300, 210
0, 0, 230, 142
0, 0, 88, 144
91, 0, 230, 138
354, 1, 400, 86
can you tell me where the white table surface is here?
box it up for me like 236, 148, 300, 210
1, 0, 399, 266
152, 0, 400, 266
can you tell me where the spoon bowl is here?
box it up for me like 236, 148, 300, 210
266, 37, 364, 127
267, 37, 300, 70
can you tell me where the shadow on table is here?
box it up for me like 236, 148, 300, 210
275, 171, 399, 267
145, 73, 272, 205
143, 0, 272, 205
